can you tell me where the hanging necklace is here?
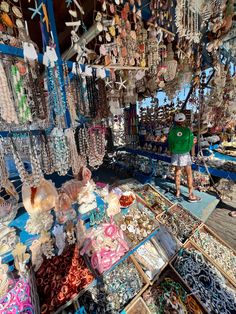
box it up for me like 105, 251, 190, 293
0, 61, 19, 124
63, 62, 77, 126
65, 128, 86, 175
50, 127, 70, 176
11, 64, 32, 124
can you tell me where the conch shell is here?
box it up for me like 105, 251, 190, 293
22, 178, 58, 216
1, 13, 14, 28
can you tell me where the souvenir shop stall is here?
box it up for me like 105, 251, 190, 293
0, 0, 236, 314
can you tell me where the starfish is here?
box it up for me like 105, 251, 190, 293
65, 0, 73, 7
115, 77, 127, 90
105, 79, 113, 88
28, 0, 43, 19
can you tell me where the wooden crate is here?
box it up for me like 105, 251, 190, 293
170, 241, 236, 313
151, 224, 182, 260
189, 224, 236, 288
77, 256, 149, 314
157, 203, 202, 244
134, 184, 174, 216
132, 238, 168, 285
125, 297, 151, 314
141, 266, 206, 314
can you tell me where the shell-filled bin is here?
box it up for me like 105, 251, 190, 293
133, 184, 174, 216
157, 203, 202, 244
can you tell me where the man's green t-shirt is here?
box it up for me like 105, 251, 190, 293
168, 125, 194, 154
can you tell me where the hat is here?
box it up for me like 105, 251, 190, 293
174, 113, 186, 122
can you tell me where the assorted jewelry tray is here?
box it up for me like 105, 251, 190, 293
170, 241, 236, 314
78, 255, 149, 314
141, 266, 206, 314
157, 203, 202, 244
190, 224, 236, 288
134, 184, 173, 215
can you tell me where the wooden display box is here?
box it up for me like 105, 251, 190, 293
132, 238, 168, 286
189, 224, 236, 288
170, 240, 236, 313
134, 184, 174, 216
157, 203, 202, 245
77, 255, 149, 314
125, 297, 151, 314
141, 265, 206, 314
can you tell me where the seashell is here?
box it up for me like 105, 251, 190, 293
12, 6, 22, 18
16, 61, 27, 75
22, 178, 58, 215
0, 1, 9, 13
82, 166, 92, 183
16, 18, 24, 28
61, 179, 83, 202
69, 9, 77, 18
4, 180, 18, 200
9, 36, 18, 46
1, 12, 14, 28
0, 202, 12, 218
55, 192, 72, 212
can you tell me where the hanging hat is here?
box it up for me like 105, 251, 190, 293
174, 113, 186, 122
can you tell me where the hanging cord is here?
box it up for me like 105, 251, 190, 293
197, 149, 222, 200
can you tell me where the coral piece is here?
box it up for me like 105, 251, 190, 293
52, 225, 66, 255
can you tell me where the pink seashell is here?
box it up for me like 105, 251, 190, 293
55, 192, 72, 212
61, 179, 83, 202
82, 166, 92, 183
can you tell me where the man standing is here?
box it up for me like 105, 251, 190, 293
168, 113, 201, 202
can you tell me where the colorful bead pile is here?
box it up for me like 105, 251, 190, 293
36, 245, 94, 314
0, 278, 34, 314
142, 276, 203, 314
79, 259, 143, 314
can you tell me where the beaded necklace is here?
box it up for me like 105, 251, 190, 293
50, 127, 70, 176
11, 65, 32, 124
65, 128, 86, 175
0, 61, 18, 124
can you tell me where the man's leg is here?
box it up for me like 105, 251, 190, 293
175, 166, 182, 197
184, 165, 194, 197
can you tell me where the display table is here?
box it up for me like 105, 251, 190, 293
117, 147, 236, 181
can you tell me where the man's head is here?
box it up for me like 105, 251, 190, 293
174, 113, 186, 125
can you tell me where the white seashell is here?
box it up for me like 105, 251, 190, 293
0, 1, 9, 12
12, 6, 23, 18
69, 9, 77, 18
16, 19, 24, 28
